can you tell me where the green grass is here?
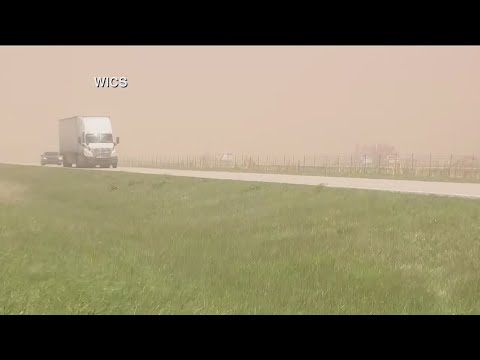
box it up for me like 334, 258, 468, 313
1, 163, 480, 314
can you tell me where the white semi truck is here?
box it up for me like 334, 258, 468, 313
59, 116, 119, 168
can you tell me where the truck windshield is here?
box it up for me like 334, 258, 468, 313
86, 134, 113, 144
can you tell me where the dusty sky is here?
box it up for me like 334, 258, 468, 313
1, 46, 480, 162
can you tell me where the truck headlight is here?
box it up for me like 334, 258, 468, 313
83, 149, 93, 157
111, 149, 117, 157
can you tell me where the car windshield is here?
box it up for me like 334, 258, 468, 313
45, 152, 58, 156
86, 133, 113, 144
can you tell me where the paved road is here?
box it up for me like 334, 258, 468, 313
3, 162, 480, 199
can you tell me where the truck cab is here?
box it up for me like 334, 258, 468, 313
78, 131, 119, 168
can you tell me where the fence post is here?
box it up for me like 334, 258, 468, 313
475, 155, 479, 180
411, 154, 414, 175
364, 154, 367, 174
303, 156, 306, 172
473, 155, 476, 179
472, 155, 475, 179
378, 154, 381, 174
350, 155, 353, 173
395, 153, 398, 175
449, 154, 453, 178
429, 153, 432, 177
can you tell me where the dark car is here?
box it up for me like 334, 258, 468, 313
41, 152, 63, 165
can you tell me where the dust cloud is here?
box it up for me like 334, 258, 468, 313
1, 46, 480, 163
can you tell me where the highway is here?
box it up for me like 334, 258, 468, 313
3, 162, 480, 199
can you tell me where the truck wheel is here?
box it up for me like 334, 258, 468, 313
76, 156, 85, 168
112, 163, 118, 168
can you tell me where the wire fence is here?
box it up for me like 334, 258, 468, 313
118, 153, 480, 181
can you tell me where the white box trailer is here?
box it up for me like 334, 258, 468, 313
59, 116, 119, 168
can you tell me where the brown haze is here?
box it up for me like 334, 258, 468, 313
1, 46, 480, 162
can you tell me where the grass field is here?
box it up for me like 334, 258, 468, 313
1, 163, 480, 314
